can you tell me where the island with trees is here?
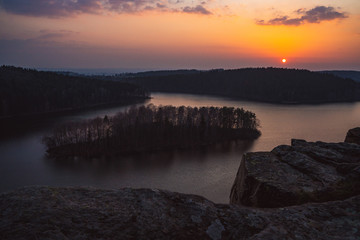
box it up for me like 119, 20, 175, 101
0, 66, 149, 118
43, 105, 261, 158
107, 68, 360, 104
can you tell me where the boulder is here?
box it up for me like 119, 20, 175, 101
230, 139, 360, 208
0, 186, 359, 240
345, 127, 360, 145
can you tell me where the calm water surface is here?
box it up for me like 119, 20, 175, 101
0, 93, 359, 203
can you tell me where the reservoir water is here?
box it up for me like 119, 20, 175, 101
0, 93, 359, 203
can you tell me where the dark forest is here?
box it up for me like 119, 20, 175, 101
43, 105, 261, 158
110, 68, 360, 103
0, 66, 149, 118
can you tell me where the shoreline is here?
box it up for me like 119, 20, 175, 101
149, 90, 359, 105
45, 129, 261, 159
0, 97, 150, 120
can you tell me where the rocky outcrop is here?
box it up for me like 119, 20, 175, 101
345, 127, 360, 145
230, 139, 360, 208
0, 186, 359, 240
2, 129, 360, 239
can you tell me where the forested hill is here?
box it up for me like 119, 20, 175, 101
114, 68, 360, 104
0, 66, 149, 118
113, 69, 201, 78
319, 71, 360, 82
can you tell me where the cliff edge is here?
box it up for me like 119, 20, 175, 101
230, 139, 360, 208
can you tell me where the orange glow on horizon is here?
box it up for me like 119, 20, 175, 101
0, 4, 359, 69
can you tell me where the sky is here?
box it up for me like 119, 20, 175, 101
0, 0, 359, 71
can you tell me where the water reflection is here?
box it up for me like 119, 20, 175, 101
0, 93, 359, 203
40, 140, 251, 203
45, 141, 253, 175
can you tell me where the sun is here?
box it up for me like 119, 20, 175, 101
282, 58, 287, 63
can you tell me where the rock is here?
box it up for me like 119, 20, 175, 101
0, 186, 359, 240
230, 139, 360, 208
345, 127, 360, 145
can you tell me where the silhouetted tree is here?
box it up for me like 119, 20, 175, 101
43, 105, 261, 158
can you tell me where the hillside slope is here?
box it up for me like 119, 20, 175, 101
114, 68, 360, 103
0, 66, 149, 117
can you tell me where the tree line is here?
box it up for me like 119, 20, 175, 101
0, 66, 149, 117
110, 68, 360, 104
43, 105, 261, 158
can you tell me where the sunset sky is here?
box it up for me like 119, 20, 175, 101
0, 0, 359, 70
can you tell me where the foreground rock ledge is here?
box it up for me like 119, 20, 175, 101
0, 186, 359, 240
230, 139, 360, 208
345, 127, 360, 145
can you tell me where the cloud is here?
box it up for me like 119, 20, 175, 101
156, 3, 167, 8
257, 6, 348, 26
35, 30, 78, 40
183, 5, 212, 15
105, 0, 159, 14
0, 0, 102, 17
0, 0, 213, 17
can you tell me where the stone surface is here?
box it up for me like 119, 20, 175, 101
230, 139, 360, 208
0, 186, 359, 240
345, 127, 360, 145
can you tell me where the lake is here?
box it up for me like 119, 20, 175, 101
0, 93, 359, 203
